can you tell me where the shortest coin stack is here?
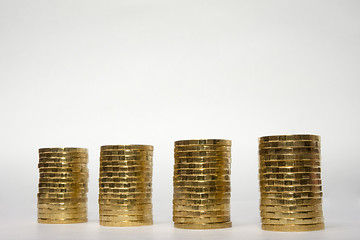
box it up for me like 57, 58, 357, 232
99, 145, 153, 227
258, 135, 325, 232
173, 139, 232, 229
38, 148, 89, 224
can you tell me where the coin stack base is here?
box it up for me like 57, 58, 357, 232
37, 148, 89, 224
173, 139, 232, 229
258, 135, 325, 232
99, 145, 153, 227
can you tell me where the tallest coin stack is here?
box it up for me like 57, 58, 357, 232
258, 135, 325, 231
173, 139, 232, 229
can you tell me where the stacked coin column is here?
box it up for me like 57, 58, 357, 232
258, 135, 325, 231
37, 148, 89, 224
173, 139, 232, 229
99, 145, 153, 227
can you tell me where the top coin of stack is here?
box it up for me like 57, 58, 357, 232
37, 147, 89, 224
258, 135, 325, 232
99, 145, 153, 227
173, 139, 232, 229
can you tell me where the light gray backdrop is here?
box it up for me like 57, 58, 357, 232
0, 0, 359, 239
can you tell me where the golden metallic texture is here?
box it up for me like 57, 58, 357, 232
258, 135, 324, 231
174, 222, 232, 229
101, 145, 153, 151
261, 223, 325, 232
259, 135, 320, 142
173, 139, 232, 229
99, 145, 153, 227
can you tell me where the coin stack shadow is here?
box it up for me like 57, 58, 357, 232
258, 134, 325, 231
173, 139, 232, 229
37, 148, 89, 224
99, 145, 153, 227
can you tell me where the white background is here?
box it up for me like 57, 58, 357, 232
0, 0, 359, 239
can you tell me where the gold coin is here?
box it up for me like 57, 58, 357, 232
261, 210, 323, 218
175, 150, 231, 155
100, 215, 152, 221
38, 162, 88, 168
173, 192, 230, 199
173, 210, 230, 217
175, 152, 231, 158
259, 148, 320, 155
261, 192, 323, 199
100, 162, 152, 168
173, 216, 230, 223
39, 148, 88, 153
38, 210, 87, 215
101, 145, 153, 151
259, 179, 322, 186
174, 221, 232, 229
175, 157, 231, 164
99, 210, 152, 217
39, 158, 88, 164
99, 172, 152, 178
174, 169, 231, 175
174, 162, 230, 169
175, 139, 231, 146
100, 220, 153, 227
259, 141, 320, 149
173, 199, 230, 205
260, 185, 322, 192
98, 198, 151, 205
38, 193, 87, 198
260, 204, 323, 212
99, 193, 152, 200
39, 152, 88, 158
38, 202, 87, 207
38, 208, 87, 214
262, 217, 324, 225
38, 218, 87, 224
38, 212, 87, 218
261, 222, 325, 232
100, 166, 152, 171
38, 204, 87, 209
174, 204, 230, 211
100, 156, 152, 161
174, 186, 230, 193
38, 188, 88, 193
175, 145, 231, 152
259, 173, 321, 180
259, 166, 321, 174
39, 168, 88, 173
260, 198, 322, 205
38, 198, 87, 204
99, 188, 151, 194
174, 175, 230, 181
39, 182, 87, 188
39, 173, 89, 178
99, 204, 152, 211
99, 177, 151, 183
260, 154, 320, 161
260, 160, 320, 168
39, 178, 88, 183
101, 150, 153, 156
173, 180, 230, 187
259, 135, 320, 143
100, 182, 151, 189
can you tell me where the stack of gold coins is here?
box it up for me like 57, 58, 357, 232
99, 145, 153, 227
258, 134, 325, 232
37, 148, 89, 224
173, 139, 232, 229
